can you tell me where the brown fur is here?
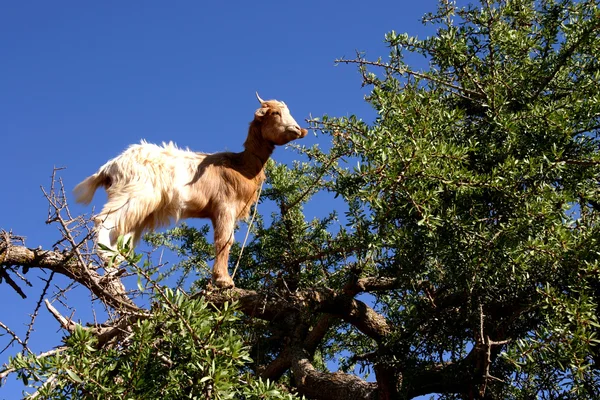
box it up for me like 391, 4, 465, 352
74, 97, 307, 287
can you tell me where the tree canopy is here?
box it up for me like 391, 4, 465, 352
2, 0, 600, 398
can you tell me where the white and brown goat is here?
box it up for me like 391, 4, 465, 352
74, 93, 307, 288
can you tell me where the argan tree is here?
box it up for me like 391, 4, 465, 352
2, 0, 599, 398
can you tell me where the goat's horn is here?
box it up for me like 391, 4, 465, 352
255, 92, 265, 104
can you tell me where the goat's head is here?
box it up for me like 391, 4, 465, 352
253, 92, 308, 145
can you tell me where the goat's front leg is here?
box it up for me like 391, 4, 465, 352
212, 210, 236, 288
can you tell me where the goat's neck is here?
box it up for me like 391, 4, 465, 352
242, 122, 275, 176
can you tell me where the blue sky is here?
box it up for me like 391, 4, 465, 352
1, 1, 439, 397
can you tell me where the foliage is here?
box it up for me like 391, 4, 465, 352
7, 288, 300, 400
303, 0, 600, 397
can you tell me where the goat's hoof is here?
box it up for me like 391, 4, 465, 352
213, 276, 235, 289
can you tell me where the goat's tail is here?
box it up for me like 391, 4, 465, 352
73, 172, 108, 205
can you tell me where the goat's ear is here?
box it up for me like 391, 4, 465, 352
254, 107, 268, 120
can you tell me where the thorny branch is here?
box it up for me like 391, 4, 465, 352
476, 303, 509, 398
0, 321, 30, 356
24, 271, 56, 348
335, 54, 483, 99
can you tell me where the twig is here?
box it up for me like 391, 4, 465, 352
25, 272, 56, 346
0, 321, 30, 355
45, 300, 77, 333
0, 347, 66, 382
0, 267, 27, 299
232, 182, 263, 279
28, 374, 57, 399
335, 56, 482, 98
283, 154, 341, 213
477, 303, 509, 396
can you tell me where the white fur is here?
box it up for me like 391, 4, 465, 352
73, 96, 308, 287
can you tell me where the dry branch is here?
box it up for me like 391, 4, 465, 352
0, 239, 136, 312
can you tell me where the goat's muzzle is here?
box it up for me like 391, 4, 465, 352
287, 125, 307, 139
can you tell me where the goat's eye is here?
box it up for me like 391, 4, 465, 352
272, 111, 281, 116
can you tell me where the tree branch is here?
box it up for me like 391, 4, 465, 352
318, 293, 390, 341
353, 276, 402, 292
0, 236, 137, 312
260, 314, 339, 381
203, 286, 391, 341
45, 300, 77, 333
290, 345, 378, 400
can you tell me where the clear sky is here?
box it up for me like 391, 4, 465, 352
1, 1, 439, 396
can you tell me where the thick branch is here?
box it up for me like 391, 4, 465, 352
200, 287, 293, 321
305, 314, 338, 353
353, 276, 402, 293
260, 346, 292, 381
0, 240, 136, 311
296, 288, 391, 341
322, 294, 390, 341
291, 345, 378, 400
204, 286, 391, 341
261, 314, 339, 381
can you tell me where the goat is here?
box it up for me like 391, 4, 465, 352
74, 93, 307, 288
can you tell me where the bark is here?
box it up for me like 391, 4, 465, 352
203, 286, 391, 340
0, 234, 136, 311
260, 314, 338, 381
290, 346, 379, 400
